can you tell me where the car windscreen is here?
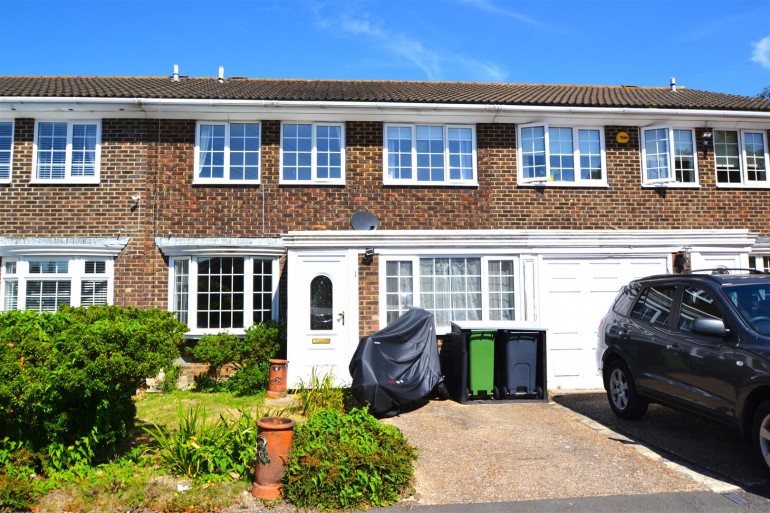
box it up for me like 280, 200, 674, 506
724, 284, 770, 335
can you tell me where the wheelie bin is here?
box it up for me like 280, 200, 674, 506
468, 331, 495, 398
497, 332, 541, 399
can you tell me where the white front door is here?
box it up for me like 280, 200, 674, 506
286, 250, 357, 388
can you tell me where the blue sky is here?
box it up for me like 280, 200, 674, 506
0, 0, 768, 97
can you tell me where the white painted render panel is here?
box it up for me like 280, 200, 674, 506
540, 256, 668, 389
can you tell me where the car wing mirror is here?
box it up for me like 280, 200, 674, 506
692, 318, 729, 338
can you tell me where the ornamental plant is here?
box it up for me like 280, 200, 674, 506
282, 408, 416, 510
0, 305, 187, 455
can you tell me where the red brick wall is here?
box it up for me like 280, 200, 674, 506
2, 116, 769, 317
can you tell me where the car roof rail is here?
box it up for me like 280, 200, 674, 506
686, 267, 770, 276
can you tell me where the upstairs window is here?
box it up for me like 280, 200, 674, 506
33, 121, 100, 183
714, 129, 769, 187
281, 123, 344, 184
195, 122, 261, 184
384, 124, 476, 185
0, 121, 12, 183
641, 127, 697, 186
517, 124, 605, 186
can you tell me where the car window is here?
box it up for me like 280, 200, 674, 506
613, 284, 641, 316
726, 284, 770, 335
678, 286, 722, 331
630, 285, 676, 327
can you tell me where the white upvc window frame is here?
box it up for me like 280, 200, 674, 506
640, 126, 699, 187
280, 122, 345, 185
31, 120, 101, 184
168, 255, 280, 335
194, 121, 261, 185
0, 257, 113, 312
516, 123, 607, 187
379, 253, 519, 334
0, 120, 13, 184
383, 123, 478, 186
713, 129, 770, 188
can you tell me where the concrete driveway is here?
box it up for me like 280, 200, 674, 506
383, 391, 763, 507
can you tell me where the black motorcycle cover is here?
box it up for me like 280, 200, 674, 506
349, 308, 442, 417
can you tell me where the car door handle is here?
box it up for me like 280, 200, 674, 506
666, 343, 680, 350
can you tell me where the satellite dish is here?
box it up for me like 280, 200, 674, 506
351, 211, 379, 231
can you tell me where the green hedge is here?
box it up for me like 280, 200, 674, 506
0, 305, 187, 455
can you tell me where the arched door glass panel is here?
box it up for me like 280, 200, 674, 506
310, 275, 333, 330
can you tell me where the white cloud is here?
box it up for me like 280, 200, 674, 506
751, 35, 770, 70
459, 0, 542, 27
333, 14, 507, 82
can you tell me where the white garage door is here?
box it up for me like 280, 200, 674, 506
540, 256, 668, 389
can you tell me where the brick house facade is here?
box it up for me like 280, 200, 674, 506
1, 76, 769, 388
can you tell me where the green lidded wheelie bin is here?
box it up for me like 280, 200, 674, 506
468, 331, 495, 398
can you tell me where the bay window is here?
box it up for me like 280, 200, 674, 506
1, 257, 112, 312
641, 127, 697, 186
384, 124, 476, 185
169, 256, 278, 332
517, 124, 605, 186
383, 255, 517, 331
714, 129, 769, 187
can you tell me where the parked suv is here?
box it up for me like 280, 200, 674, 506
596, 269, 770, 473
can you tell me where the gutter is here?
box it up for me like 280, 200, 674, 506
1, 96, 769, 122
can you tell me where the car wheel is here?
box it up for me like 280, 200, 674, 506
752, 399, 770, 475
606, 360, 648, 419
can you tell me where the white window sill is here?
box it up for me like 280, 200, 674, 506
641, 182, 700, 189
29, 178, 100, 185
517, 181, 608, 188
383, 179, 479, 187
279, 179, 346, 186
193, 179, 262, 186
715, 182, 770, 189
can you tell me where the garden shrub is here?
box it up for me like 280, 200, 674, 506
295, 367, 347, 417
283, 408, 416, 510
0, 305, 187, 455
190, 320, 284, 395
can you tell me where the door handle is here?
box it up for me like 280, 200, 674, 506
338, 311, 345, 325
666, 343, 680, 350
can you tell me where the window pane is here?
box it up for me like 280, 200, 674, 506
673, 130, 695, 183
744, 132, 767, 182
174, 259, 189, 325
387, 126, 413, 180
385, 261, 414, 324
196, 257, 244, 329
0, 121, 12, 180
282, 123, 313, 181
36, 122, 67, 180
578, 129, 602, 180
521, 126, 546, 180
253, 258, 273, 323
643, 128, 670, 182
81, 280, 108, 306
420, 257, 481, 327
416, 125, 444, 182
630, 285, 675, 327
3, 280, 17, 311
310, 275, 333, 330
71, 124, 97, 177
448, 127, 473, 181
488, 260, 515, 320
26, 280, 70, 312
678, 286, 721, 331
715, 130, 741, 184
229, 123, 260, 181
549, 127, 574, 182
198, 124, 226, 179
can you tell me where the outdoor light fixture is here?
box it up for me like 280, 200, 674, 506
702, 131, 713, 148
363, 248, 375, 265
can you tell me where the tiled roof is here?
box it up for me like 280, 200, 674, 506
1, 76, 769, 112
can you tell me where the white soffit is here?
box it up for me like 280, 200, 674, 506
155, 237, 285, 257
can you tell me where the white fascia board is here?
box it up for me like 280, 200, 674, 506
282, 229, 756, 253
155, 237, 285, 257
1, 96, 769, 127
0, 237, 130, 257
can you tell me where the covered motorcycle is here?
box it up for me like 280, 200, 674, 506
349, 308, 444, 417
